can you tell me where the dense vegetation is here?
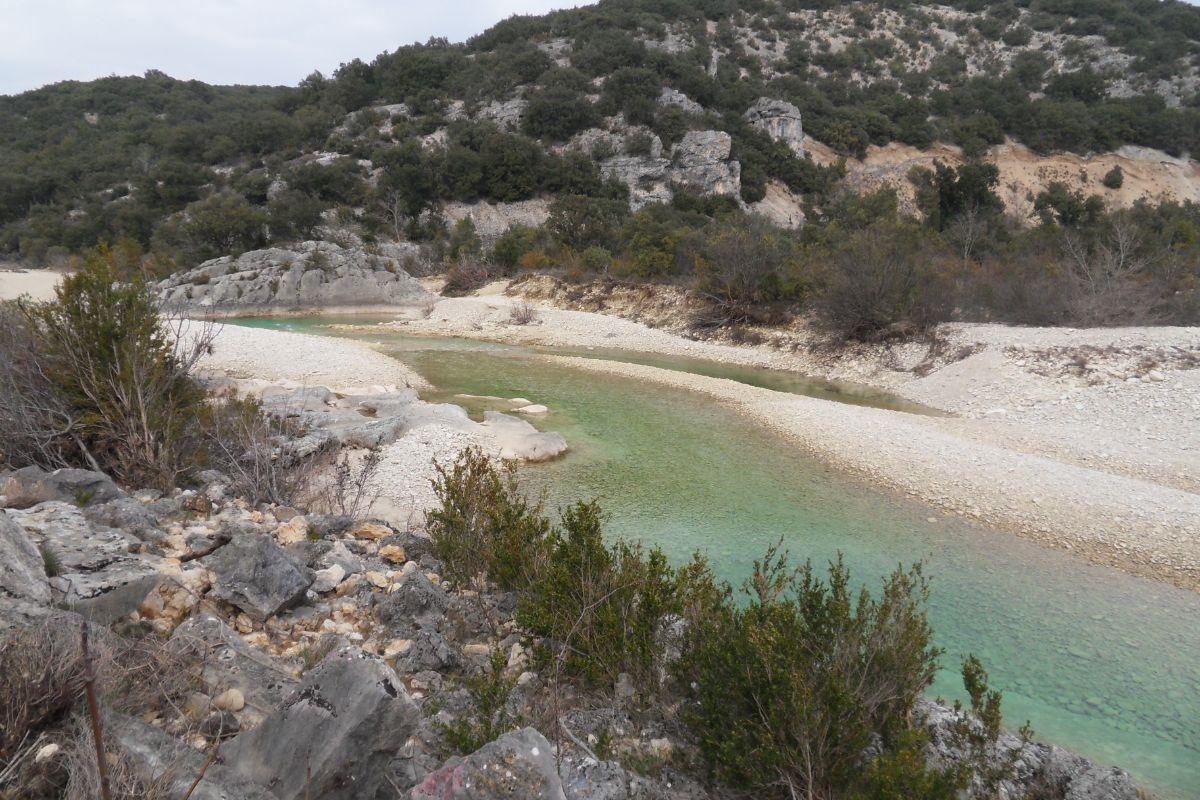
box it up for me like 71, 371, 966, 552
3, 0, 1199, 269
427, 447, 1023, 799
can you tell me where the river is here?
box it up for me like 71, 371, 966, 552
229, 318, 1200, 798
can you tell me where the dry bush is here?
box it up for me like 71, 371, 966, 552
0, 622, 86, 760
324, 449, 383, 519
508, 301, 539, 325
442, 261, 490, 296
202, 394, 329, 507
63, 719, 175, 800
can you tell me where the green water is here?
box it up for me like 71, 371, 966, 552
228, 318, 1200, 797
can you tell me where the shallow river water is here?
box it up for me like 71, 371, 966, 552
230, 318, 1200, 798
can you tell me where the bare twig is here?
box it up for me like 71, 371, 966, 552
80, 623, 113, 800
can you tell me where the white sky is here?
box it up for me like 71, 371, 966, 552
0, 1, 586, 95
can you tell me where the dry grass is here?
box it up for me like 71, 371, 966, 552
508, 301, 539, 326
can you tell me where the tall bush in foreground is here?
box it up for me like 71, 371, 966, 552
5, 250, 212, 488
674, 545, 944, 800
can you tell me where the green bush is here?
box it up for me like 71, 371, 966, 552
1102, 165, 1124, 189
674, 546, 942, 800
11, 251, 209, 488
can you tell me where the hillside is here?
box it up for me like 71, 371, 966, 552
2, 0, 1200, 330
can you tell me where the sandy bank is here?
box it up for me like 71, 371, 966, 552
0, 266, 63, 301
193, 321, 430, 391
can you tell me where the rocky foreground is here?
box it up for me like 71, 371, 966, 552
0, 464, 1143, 800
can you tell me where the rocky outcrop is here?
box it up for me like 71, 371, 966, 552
155, 241, 432, 313
670, 130, 742, 198
658, 87, 704, 115
223, 647, 418, 800
476, 98, 528, 131
203, 533, 313, 622
411, 727, 566, 800
7, 502, 161, 623
600, 154, 674, 209
0, 465, 123, 509
439, 199, 551, 245
0, 510, 50, 604
744, 97, 804, 156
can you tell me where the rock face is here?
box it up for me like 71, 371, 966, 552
7, 502, 161, 623
671, 131, 742, 197
411, 727, 566, 800
223, 647, 418, 800
203, 534, 313, 622
0, 510, 51, 604
476, 98, 528, 130
744, 97, 804, 156
599, 154, 674, 209
0, 466, 123, 509
155, 241, 432, 313
658, 87, 704, 115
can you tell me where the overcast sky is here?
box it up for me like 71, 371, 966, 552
0, 1, 586, 95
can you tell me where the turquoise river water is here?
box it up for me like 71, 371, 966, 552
230, 318, 1200, 798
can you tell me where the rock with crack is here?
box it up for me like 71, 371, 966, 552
669, 131, 741, 198
223, 646, 418, 800
0, 466, 123, 509
7, 502, 161, 623
105, 711, 279, 800
171, 615, 298, 729
743, 97, 804, 156
203, 534, 313, 622
411, 727, 566, 800
374, 570, 450, 636
0, 509, 51, 604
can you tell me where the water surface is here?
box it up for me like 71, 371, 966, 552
228, 318, 1200, 798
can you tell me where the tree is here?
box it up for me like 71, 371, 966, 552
910, 160, 1001, 231
522, 86, 598, 141
160, 192, 267, 266
548, 194, 627, 250
268, 189, 326, 242
599, 67, 661, 125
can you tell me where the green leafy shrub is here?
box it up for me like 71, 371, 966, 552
1102, 165, 1124, 189
439, 649, 521, 755
674, 545, 942, 800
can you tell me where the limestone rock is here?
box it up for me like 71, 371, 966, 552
171, 615, 297, 728
658, 87, 704, 115
7, 502, 161, 623
223, 647, 418, 800
203, 534, 313, 622
154, 241, 432, 312
312, 563, 347, 593
0, 466, 122, 509
744, 97, 804, 156
670, 131, 741, 198
476, 98, 528, 131
411, 727, 565, 800
0, 510, 50, 604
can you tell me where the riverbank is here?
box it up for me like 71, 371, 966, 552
338, 286, 1200, 592
0, 264, 63, 301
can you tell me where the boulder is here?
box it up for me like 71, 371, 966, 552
669, 131, 741, 198
0, 510, 51, 604
203, 534, 313, 622
479, 411, 569, 462
374, 570, 450, 636
171, 615, 297, 729
743, 97, 804, 156
0, 466, 122, 509
7, 502, 161, 623
411, 727, 565, 800
154, 241, 432, 312
658, 87, 704, 115
105, 712, 278, 800
83, 496, 166, 543
223, 647, 418, 800
476, 98, 528, 130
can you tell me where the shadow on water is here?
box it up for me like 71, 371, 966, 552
225, 317, 1200, 798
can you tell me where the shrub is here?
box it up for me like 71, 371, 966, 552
1102, 165, 1124, 189
674, 546, 943, 800
581, 245, 614, 274
441, 260, 491, 296
7, 252, 213, 488
427, 447, 551, 590
522, 86, 598, 141
491, 225, 545, 270
438, 649, 520, 755
813, 220, 955, 341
